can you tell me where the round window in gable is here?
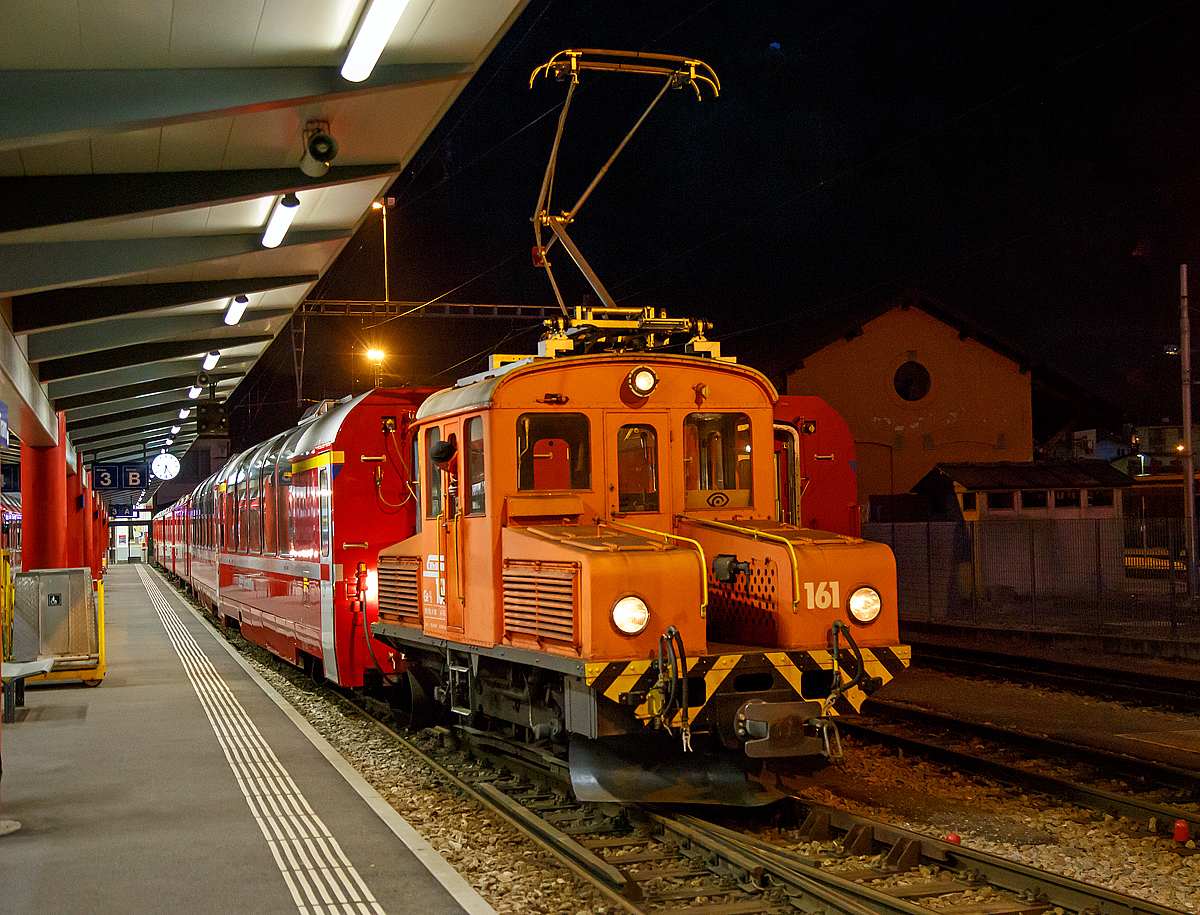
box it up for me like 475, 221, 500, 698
894, 360, 931, 401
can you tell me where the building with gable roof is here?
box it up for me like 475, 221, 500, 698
782, 291, 1119, 513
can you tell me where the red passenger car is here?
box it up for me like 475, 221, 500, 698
153, 389, 430, 687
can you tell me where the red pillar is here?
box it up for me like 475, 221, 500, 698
66, 465, 84, 568
83, 474, 96, 579
100, 505, 110, 573
20, 413, 69, 570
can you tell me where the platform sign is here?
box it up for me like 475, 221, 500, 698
93, 462, 148, 491
121, 464, 148, 489
93, 464, 120, 490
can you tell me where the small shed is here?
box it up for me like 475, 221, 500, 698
915, 460, 1130, 520
903, 461, 1132, 610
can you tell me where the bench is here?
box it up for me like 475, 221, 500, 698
1, 660, 55, 723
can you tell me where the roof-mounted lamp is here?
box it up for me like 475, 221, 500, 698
261, 192, 300, 249
179, 407, 192, 420
202, 351, 220, 371
224, 294, 249, 326
626, 365, 659, 398
341, 0, 410, 82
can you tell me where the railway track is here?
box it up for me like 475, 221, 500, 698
860, 696, 1200, 794
909, 649, 1200, 713
339, 696, 1195, 915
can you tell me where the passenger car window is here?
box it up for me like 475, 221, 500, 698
517, 413, 590, 491
683, 412, 753, 510
617, 424, 659, 512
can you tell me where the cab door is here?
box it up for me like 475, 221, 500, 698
605, 413, 669, 524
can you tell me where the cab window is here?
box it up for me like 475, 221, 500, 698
517, 413, 590, 491
617, 424, 659, 513
426, 427, 443, 519
466, 416, 485, 515
684, 412, 753, 509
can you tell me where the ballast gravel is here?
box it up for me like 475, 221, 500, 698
220, 625, 1200, 915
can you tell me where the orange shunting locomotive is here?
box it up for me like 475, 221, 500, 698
372, 310, 909, 803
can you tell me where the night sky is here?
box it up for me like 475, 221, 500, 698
231, 0, 1200, 449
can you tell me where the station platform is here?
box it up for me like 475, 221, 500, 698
0, 564, 494, 915
875, 666, 1200, 773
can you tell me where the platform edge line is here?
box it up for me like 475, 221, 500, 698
153, 570, 498, 915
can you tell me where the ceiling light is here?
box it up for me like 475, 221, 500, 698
224, 294, 249, 326
261, 192, 300, 248
171, 425, 181, 435
188, 385, 202, 399
203, 351, 220, 371
179, 408, 191, 420
341, 0, 410, 82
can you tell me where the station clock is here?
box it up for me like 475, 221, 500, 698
151, 452, 181, 481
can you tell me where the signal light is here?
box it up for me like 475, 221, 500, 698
356, 562, 368, 599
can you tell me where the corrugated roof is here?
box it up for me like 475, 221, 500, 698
930, 461, 1131, 491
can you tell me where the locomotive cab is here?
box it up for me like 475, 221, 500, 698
373, 327, 909, 804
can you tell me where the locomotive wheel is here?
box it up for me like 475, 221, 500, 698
390, 667, 445, 730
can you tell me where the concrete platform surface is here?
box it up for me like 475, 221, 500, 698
876, 666, 1200, 772
0, 564, 494, 915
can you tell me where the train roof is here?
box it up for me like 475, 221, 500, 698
414, 352, 778, 421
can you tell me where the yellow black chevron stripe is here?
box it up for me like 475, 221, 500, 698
585, 645, 910, 725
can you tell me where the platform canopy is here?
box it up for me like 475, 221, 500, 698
0, 0, 529, 506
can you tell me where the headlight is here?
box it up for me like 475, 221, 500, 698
611, 595, 650, 635
626, 366, 659, 398
847, 586, 881, 624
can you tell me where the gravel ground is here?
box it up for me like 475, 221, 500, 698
213, 618, 1200, 915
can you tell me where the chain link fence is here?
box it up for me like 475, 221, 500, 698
863, 518, 1200, 640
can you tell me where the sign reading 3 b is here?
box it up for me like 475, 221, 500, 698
93, 462, 149, 491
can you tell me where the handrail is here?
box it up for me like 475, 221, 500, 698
436, 507, 465, 609
598, 519, 708, 618
1, 549, 11, 662
677, 516, 802, 613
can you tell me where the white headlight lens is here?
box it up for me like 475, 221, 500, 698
847, 586, 882, 624
627, 366, 658, 396
611, 595, 650, 635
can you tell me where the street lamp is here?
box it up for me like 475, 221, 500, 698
367, 348, 384, 389
373, 199, 392, 303
1181, 264, 1199, 599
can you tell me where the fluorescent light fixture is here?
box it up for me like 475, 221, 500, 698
203, 351, 220, 371
179, 408, 191, 420
224, 294, 249, 326
171, 425, 181, 435
261, 192, 300, 248
341, 0, 410, 82
188, 385, 202, 399
165, 439, 173, 446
